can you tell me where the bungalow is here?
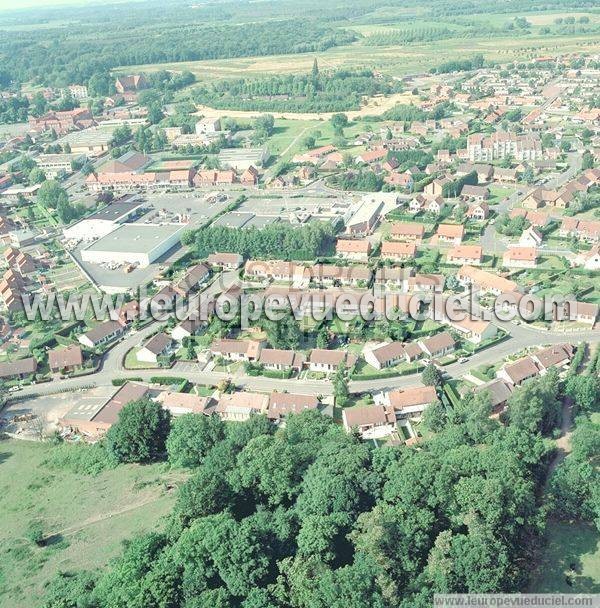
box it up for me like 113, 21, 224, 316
211, 339, 262, 362
570, 301, 598, 326
78, 320, 124, 349
356, 149, 387, 165
531, 343, 574, 374
342, 405, 396, 439
172, 263, 210, 297
466, 202, 490, 221
446, 245, 483, 266
497, 356, 540, 386
406, 273, 445, 293
267, 392, 320, 422
215, 391, 269, 422
336, 239, 371, 262
207, 252, 244, 270
418, 331, 455, 358
172, 317, 204, 343
476, 379, 513, 414
384, 172, 413, 189
364, 341, 414, 370
155, 391, 214, 416
374, 267, 413, 290
0, 357, 37, 380
293, 144, 337, 165
559, 219, 600, 244
258, 348, 304, 372
436, 224, 464, 246
493, 167, 518, 183
137, 332, 173, 364
380, 241, 417, 262
385, 385, 439, 417
573, 245, 600, 271
461, 184, 489, 202
450, 318, 497, 344
503, 247, 538, 269
509, 209, 550, 228
308, 349, 357, 374
390, 222, 424, 242
457, 265, 518, 295
311, 264, 372, 287
48, 345, 84, 373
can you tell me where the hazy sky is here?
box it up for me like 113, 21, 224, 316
0, 0, 104, 12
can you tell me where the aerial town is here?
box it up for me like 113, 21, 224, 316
0, 0, 598, 606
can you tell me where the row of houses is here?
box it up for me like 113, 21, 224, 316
60, 380, 327, 436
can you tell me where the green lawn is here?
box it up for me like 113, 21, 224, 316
0, 439, 179, 608
529, 520, 600, 593
124, 348, 160, 370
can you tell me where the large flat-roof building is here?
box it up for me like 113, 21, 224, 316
55, 126, 117, 156
80, 223, 186, 267
217, 147, 269, 171
63, 200, 145, 241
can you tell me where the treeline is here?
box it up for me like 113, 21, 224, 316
191, 69, 401, 113
430, 54, 486, 74
363, 27, 457, 46
42, 371, 565, 607
0, 20, 357, 88
0, 95, 29, 124
182, 221, 337, 261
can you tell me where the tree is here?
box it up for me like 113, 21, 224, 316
37, 180, 67, 209
110, 124, 132, 147
333, 361, 350, 407
565, 375, 599, 414
330, 113, 348, 136
167, 413, 225, 468
422, 363, 442, 387
28, 167, 46, 185
303, 135, 316, 150
106, 398, 171, 463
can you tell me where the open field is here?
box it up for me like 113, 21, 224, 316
529, 520, 600, 593
115, 26, 600, 86
0, 439, 180, 608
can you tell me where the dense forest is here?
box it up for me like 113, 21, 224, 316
0, 20, 356, 88
191, 68, 402, 113
39, 368, 600, 607
182, 221, 337, 261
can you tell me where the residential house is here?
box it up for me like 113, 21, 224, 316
476, 379, 513, 415
446, 245, 483, 266
207, 252, 244, 270
308, 349, 357, 374
0, 357, 37, 381
267, 392, 320, 422
531, 343, 574, 375
214, 391, 269, 422
258, 348, 304, 372
48, 345, 84, 373
364, 341, 415, 370
78, 320, 124, 349
137, 332, 173, 364
211, 339, 263, 362
503, 247, 538, 269
519, 226, 543, 248
457, 265, 519, 295
380, 241, 417, 262
336, 239, 371, 262
172, 317, 204, 343
418, 331, 456, 359
436, 224, 465, 246
385, 385, 439, 417
342, 405, 396, 439
497, 357, 540, 386
390, 222, 424, 242
466, 202, 490, 221
461, 184, 490, 202
172, 263, 210, 298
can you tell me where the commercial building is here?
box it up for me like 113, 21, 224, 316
217, 147, 269, 171
80, 223, 187, 268
63, 200, 145, 241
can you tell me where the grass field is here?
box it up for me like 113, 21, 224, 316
529, 520, 600, 593
0, 439, 179, 608
115, 15, 600, 84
